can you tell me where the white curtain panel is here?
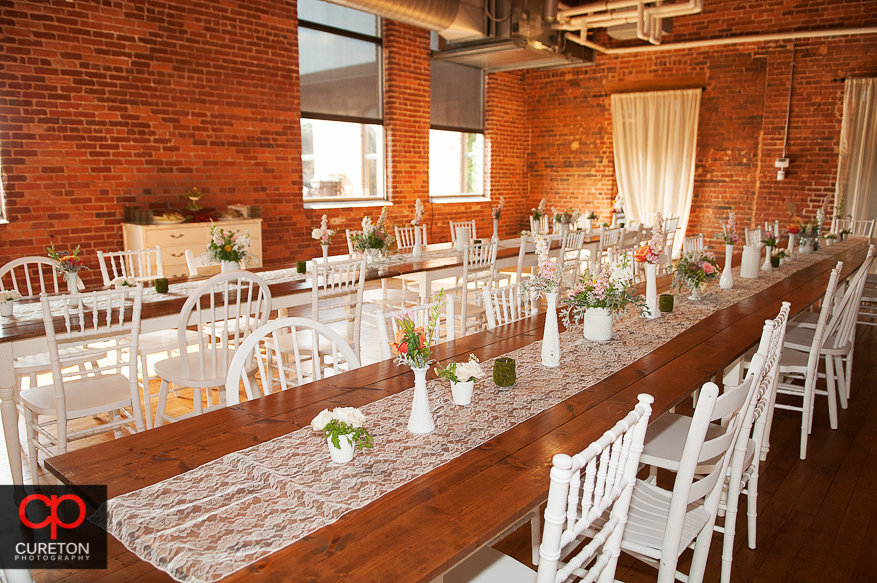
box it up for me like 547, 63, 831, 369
836, 78, 877, 222
611, 88, 701, 258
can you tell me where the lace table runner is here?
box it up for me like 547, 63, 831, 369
101, 241, 859, 582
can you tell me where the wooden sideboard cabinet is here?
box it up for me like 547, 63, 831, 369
122, 219, 263, 279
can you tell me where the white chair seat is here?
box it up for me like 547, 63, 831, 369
276, 328, 342, 354
20, 375, 133, 417
454, 299, 486, 319
138, 329, 202, 355
622, 479, 712, 560
154, 348, 247, 388
13, 347, 106, 375
778, 346, 809, 372
783, 325, 816, 352
444, 547, 535, 583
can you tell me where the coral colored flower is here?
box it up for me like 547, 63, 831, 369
633, 244, 652, 264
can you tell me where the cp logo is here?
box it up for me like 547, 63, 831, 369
19, 494, 86, 540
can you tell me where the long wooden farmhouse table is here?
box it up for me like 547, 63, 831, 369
40, 241, 870, 582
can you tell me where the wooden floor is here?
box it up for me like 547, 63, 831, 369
5, 316, 876, 582
496, 322, 877, 583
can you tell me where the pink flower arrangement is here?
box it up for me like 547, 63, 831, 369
411, 199, 425, 226
491, 197, 504, 220
672, 250, 720, 292
716, 210, 741, 245
311, 214, 335, 245
634, 213, 664, 264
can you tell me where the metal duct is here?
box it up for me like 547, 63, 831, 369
322, 0, 482, 38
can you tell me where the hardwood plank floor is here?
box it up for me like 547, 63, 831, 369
495, 323, 877, 583
5, 313, 876, 582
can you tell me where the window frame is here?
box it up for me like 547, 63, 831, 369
299, 3, 387, 202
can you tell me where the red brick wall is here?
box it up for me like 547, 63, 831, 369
0, 0, 304, 285
525, 0, 877, 246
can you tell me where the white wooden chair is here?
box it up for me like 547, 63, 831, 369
483, 283, 538, 330
1, 257, 103, 478
153, 271, 272, 426
595, 226, 622, 274
376, 297, 456, 361
774, 262, 843, 459
616, 374, 755, 583
530, 215, 550, 235
99, 246, 200, 429
97, 247, 163, 285
450, 220, 477, 246
446, 241, 498, 336
184, 248, 212, 276
782, 246, 875, 429
851, 218, 875, 237
395, 225, 428, 250
683, 233, 705, 254
273, 258, 367, 381
556, 229, 589, 280
744, 227, 763, 247
20, 286, 146, 484
656, 216, 680, 273
512, 234, 539, 285
444, 394, 653, 583
225, 317, 360, 404
345, 229, 362, 255
0, 256, 64, 297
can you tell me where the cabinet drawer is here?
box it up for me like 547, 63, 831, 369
144, 225, 206, 247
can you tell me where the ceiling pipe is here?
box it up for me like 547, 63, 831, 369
564, 26, 877, 55
559, 0, 702, 46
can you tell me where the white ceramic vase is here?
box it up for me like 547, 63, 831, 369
65, 272, 80, 305
492, 218, 499, 242
327, 435, 354, 464
740, 245, 760, 279
413, 226, 423, 258
799, 238, 814, 255
455, 227, 470, 252
584, 218, 592, 233
583, 307, 613, 342
408, 366, 435, 434
221, 261, 241, 273
541, 292, 561, 367
720, 244, 734, 290
0, 302, 12, 317
451, 380, 474, 406
321, 244, 329, 263
644, 263, 660, 319
366, 248, 380, 265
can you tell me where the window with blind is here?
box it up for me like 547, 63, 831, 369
299, 0, 385, 200
429, 35, 485, 199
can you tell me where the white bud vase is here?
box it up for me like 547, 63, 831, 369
583, 307, 613, 342
541, 292, 561, 367
327, 435, 354, 464
644, 263, 660, 319
408, 366, 435, 434
413, 226, 423, 258
492, 218, 499, 242
786, 233, 796, 261
66, 272, 80, 306
321, 244, 329, 263
0, 302, 13, 317
761, 246, 773, 271
221, 261, 241, 273
720, 244, 734, 289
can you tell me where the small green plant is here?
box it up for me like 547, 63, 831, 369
322, 419, 374, 450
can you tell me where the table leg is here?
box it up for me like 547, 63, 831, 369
0, 342, 24, 484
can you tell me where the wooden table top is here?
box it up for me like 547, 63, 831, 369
43, 241, 868, 583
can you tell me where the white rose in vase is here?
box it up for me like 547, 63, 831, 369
310, 409, 335, 431
332, 407, 366, 428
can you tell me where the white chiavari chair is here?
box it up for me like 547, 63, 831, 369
683, 233, 705, 254
850, 218, 875, 237
97, 247, 163, 286
482, 283, 538, 329
444, 395, 653, 583
595, 226, 622, 274
225, 317, 360, 404
445, 241, 498, 336
153, 271, 272, 426
656, 216, 680, 273
184, 249, 212, 276
395, 225, 428, 250
21, 286, 146, 484
530, 215, 550, 235
774, 262, 843, 459
376, 296, 456, 361
450, 220, 477, 246
556, 229, 589, 280
744, 227, 762, 247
